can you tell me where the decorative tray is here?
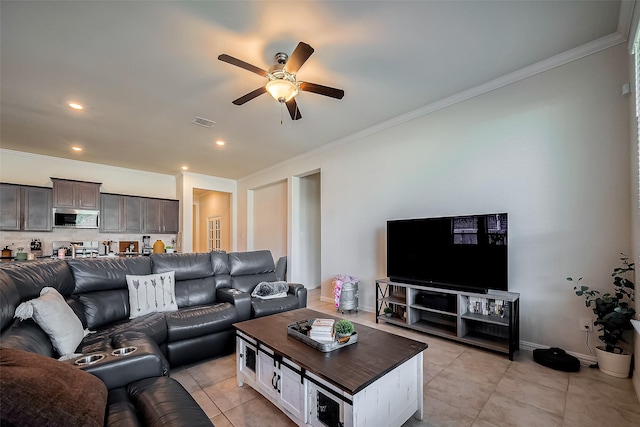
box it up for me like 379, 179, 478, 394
287, 318, 358, 352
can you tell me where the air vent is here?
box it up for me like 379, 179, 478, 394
192, 117, 216, 128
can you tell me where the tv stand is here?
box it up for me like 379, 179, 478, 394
376, 278, 520, 360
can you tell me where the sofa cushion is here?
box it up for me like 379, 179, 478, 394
80, 313, 168, 352
251, 294, 301, 318
0, 347, 108, 427
105, 388, 140, 427
126, 272, 178, 319
68, 257, 152, 294
14, 287, 86, 358
166, 303, 238, 342
2, 259, 75, 300
127, 376, 213, 427
79, 289, 129, 329
151, 252, 214, 281
229, 250, 275, 275
0, 318, 57, 357
0, 270, 20, 332
232, 272, 277, 293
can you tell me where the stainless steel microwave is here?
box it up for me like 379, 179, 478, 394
53, 208, 100, 229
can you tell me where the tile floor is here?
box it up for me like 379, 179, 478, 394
171, 289, 640, 426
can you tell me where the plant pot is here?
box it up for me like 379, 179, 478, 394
384, 312, 392, 318
595, 346, 632, 378
336, 333, 354, 344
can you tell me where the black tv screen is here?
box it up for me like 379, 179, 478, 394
386, 213, 508, 293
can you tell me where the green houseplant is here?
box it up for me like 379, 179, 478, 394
568, 255, 635, 353
567, 254, 635, 377
334, 319, 355, 337
383, 306, 393, 317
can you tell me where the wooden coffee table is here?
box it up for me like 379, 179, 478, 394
234, 308, 427, 427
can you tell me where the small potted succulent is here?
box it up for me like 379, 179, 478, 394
334, 319, 355, 343
383, 306, 393, 318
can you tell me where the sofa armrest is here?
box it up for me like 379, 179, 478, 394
217, 288, 251, 321
67, 331, 167, 390
288, 283, 307, 308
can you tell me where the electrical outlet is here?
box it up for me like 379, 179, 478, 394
579, 317, 593, 332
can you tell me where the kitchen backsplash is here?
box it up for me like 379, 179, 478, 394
0, 229, 178, 256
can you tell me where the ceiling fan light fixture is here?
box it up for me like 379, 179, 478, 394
266, 79, 298, 103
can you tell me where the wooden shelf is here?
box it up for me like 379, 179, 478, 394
460, 312, 509, 326
375, 278, 520, 360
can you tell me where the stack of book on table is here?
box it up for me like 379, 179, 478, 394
309, 318, 335, 343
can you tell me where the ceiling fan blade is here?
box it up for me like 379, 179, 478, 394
285, 98, 302, 120
218, 54, 268, 77
299, 82, 345, 99
285, 42, 314, 74
232, 86, 267, 105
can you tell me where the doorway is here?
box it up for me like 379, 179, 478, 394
297, 172, 321, 289
192, 188, 231, 253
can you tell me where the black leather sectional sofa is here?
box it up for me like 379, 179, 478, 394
0, 250, 307, 426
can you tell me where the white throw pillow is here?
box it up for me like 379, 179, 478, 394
126, 271, 178, 319
14, 287, 87, 358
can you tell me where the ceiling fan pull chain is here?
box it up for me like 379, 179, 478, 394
280, 101, 285, 125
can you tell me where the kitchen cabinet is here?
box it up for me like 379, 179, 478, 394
23, 186, 52, 231
100, 194, 143, 233
52, 178, 100, 209
101, 194, 176, 234
0, 183, 52, 232
143, 198, 179, 234
0, 184, 21, 230
123, 196, 143, 232
100, 194, 121, 232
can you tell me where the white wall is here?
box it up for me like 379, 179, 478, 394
0, 149, 176, 198
250, 180, 287, 261
0, 149, 179, 254
238, 44, 631, 356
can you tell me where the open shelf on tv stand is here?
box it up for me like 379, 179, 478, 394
376, 278, 520, 360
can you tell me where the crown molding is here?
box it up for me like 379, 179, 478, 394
240, 30, 627, 183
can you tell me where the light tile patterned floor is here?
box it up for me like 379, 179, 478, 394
171, 289, 640, 426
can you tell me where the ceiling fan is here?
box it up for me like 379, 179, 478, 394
218, 42, 344, 120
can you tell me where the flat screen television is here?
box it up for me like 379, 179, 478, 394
386, 213, 508, 293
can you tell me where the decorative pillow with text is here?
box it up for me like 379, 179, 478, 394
126, 271, 178, 319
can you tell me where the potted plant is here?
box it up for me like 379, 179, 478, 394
334, 319, 355, 343
334, 319, 354, 337
383, 306, 393, 318
567, 254, 635, 377
165, 245, 175, 254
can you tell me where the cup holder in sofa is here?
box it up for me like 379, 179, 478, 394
111, 346, 138, 356
74, 353, 106, 366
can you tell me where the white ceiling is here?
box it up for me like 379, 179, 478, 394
0, 1, 627, 179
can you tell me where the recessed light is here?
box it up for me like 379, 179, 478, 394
71, 146, 83, 152
215, 140, 225, 146
181, 166, 189, 171
67, 102, 84, 110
